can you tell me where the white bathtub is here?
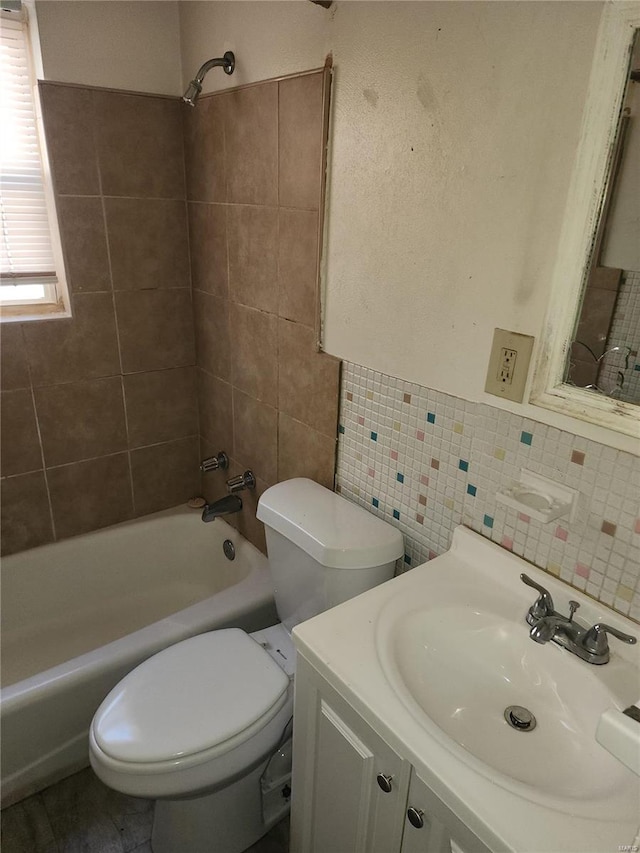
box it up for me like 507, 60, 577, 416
0, 505, 277, 807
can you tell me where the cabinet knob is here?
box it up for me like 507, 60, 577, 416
376, 773, 393, 793
407, 807, 425, 829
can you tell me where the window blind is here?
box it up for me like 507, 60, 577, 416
0, 6, 57, 290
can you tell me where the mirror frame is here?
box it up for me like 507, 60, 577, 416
531, 1, 640, 441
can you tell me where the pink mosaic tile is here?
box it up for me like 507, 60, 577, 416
501, 536, 514, 551
575, 563, 590, 579
428, 550, 438, 560
357, 416, 365, 426
555, 526, 568, 542
416, 430, 425, 441
418, 494, 427, 506
518, 512, 530, 523
390, 450, 398, 461
368, 467, 375, 477
420, 474, 429, 487
635, 518, 640, 535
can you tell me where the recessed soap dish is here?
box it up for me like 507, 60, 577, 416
496, 470, 578, 524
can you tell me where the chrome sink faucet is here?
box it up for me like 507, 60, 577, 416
520, 574, 636, 664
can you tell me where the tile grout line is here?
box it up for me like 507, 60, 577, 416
178, 199, 318, 213
39, 436, 200, 474
25, 360, 58, 543
180, 103, 201, 494
93, 89, 137, 517
222, 97, 237, 470
275, 80, 281, 483
9, 224, 57, 538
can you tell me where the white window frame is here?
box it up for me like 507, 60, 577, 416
0, 0, 70, 322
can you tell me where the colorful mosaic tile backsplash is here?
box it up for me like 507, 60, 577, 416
336, 362, 640, 623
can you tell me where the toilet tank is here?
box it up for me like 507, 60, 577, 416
256, 479, 403, 632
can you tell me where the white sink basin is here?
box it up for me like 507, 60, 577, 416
295, 526, 640, 851
375, 544, 640, 816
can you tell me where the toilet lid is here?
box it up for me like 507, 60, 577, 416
93, 629, 289, 764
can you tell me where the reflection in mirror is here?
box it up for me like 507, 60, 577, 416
566, 30, 640, 404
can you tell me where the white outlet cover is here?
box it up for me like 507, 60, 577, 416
485, 328, 535, 403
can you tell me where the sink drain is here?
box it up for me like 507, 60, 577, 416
504, 705, 536, 731
223, 539, 236, 560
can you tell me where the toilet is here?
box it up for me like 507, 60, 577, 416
89, 478, 403, 853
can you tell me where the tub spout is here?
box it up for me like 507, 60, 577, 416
201, 494, 243, 523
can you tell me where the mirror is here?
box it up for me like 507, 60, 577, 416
566, 30, 640, 404
532, 3, 640, 442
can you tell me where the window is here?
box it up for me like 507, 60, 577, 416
0, 0, 69, 320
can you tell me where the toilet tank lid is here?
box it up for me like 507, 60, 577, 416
257, 479, 403, 569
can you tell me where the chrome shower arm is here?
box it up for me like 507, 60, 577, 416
183, 52, 235, 106
193, 52, 235, 84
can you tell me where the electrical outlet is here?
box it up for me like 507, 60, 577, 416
485, 329, 535, 402
498, 348, 517, 385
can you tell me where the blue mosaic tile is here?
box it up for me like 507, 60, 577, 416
520, 431, 533, 446
458, 459, 469, 472
393, 509, 400, 520
397, 472, 404, 484
404, 554, 411, 565
338, 424, 345, 434
370, 431, 378, 441
467, 484, 477, 497
372, 497, 379, 508
483, 514, 494, 529
427, 412, 436, 424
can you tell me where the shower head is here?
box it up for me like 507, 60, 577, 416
182, 79, 202, 107
182, 51, 235, 106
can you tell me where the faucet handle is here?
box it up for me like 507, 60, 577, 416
568, 601, 580, 622
581, 623, 637, 656
227, 470, 256, 493
520, 573, 555, 621
200, 452, 229, 473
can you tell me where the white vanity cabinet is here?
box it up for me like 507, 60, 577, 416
400, 770, 492, 853
291, 654, 491, 853
290, 526, 640, 853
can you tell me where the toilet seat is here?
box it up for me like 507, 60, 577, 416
93, 629, 289, 765
89, 629, 293, 798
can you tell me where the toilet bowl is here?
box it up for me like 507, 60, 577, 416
90, 479, 403, 853
89, 628, 293, 800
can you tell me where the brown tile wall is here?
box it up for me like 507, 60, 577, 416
185, 70, 340, 553
1, 71, 340, 558
0, 83, 198, 556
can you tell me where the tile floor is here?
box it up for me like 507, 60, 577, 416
1, 767, 290, 853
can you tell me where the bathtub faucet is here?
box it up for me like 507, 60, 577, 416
201, 494, 243, 523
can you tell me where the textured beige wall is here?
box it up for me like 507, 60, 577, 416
36, 1, 182, 94
176, 2, 634, 449
179, 0, 330, 95
322, 2, 601, 403
37, 2, 626, 446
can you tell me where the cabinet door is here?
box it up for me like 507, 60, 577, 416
291, 658, 410, 853
401, 770, 492, 853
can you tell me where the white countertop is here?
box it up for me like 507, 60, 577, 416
293, 526, 640, 853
